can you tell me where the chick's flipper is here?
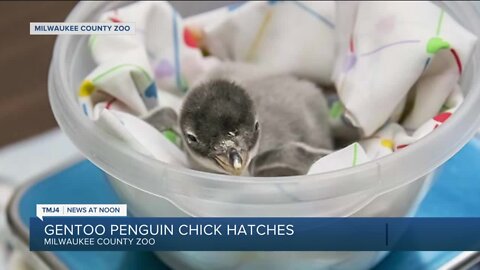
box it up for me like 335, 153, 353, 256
249, 142, 332, 177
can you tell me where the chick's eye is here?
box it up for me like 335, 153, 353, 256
186, 133, 198, 143
254, 121, 259, 131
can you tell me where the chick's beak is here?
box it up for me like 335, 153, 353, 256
228, 148, 243, 174
214, 148, 247, 176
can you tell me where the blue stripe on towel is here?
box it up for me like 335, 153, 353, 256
82, 103, 88, 116
144, 82, 158, 99
227, 2, 245, 11
292, 1, 335, 29
143, 82, 158, 110
172, 11, 182, 91
423, 57, 431, 72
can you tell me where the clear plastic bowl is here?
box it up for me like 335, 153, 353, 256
48, 1, 480, 269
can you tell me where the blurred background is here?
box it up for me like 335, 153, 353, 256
0, 1, 76, 147
0, 2, 76, 268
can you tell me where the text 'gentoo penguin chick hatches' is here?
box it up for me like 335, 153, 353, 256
179, 63, 333, 176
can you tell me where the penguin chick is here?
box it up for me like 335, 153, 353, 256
180, 80, 259, 175
179, 63, 333, 176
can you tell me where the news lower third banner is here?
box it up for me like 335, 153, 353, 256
29, 204, 480, 251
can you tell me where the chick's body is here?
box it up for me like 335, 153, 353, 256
180, 63, 333, 177
245, 76, 332, 153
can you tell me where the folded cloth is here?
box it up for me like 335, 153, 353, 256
332, 1, 477, 136
78, 1, 476, 176
79, 1, 220, 119
308, 142, 368, 174
77, 1, 218, 166
311, 83, 463, 173
202, 1, 336, 85
96, 109, 187, 167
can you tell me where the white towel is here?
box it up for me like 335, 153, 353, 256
202, 1, 336, 84
332, 1, 476, 136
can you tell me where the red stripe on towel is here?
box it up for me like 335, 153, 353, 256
349, 35, 355, 53
433, 112, 452, 123
450, 48, 462, 74
109, 17, 121, 23
396, 144, 409, 150
105, 98, 117, 109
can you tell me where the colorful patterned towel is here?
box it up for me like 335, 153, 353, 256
332, 1, 476, 136
77, 1, 476, 175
